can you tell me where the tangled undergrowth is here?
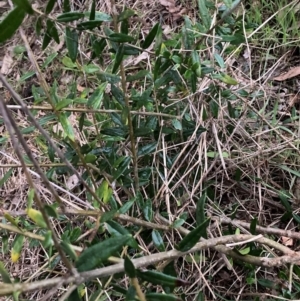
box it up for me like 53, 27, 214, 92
1, 0, 300, 300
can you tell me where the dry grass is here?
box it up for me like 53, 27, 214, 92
1, 0, 300, 300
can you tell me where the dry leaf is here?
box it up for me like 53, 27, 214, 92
77, 84, 85, 92
66, 174, 79, 190
281, 236, 293, 246
1, 52, 13, 75
273, 66, 300, 81
159, 0, 186, 21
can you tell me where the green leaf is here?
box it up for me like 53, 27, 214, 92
55, 99, 73, 110
83, 11, 112, 22
118, 8, 136, 22
96, 180, 112, 204
293, 213, 300, 225
0, 7, 26, 43
75, 235, 132, 272
97, 71, 121, 83
250, 218, 257, 235
91, 37, 107, 57
90, 0, 96, 20
238, 246, 250, 255
219, 74, 238, 85
214, 53, 225, 69
58, 113, 75, 141
106, 221, 137, 248
101, 127, 127, 138
123, 45, 140, 55
100, 210, 118, 223
191, 50, 201, 77
137, 270, 189, 287
11, 234, 25, 263
27, 208, 47, 228
119, 199, 135, 214
112, 44, 124, 74
0, 168, 13, 187
152, 230, 165, 252
67, 288, 82, 301
279, 190, 292, 213
77, 20, 102, 30
109, 33, 135, 43
4, 213, 19, 228
142, 23, 159, 49
172, 119, 182, 130
35, 16, 42, 36
126, 286, 136, 301
210, 100, 219, 118
112, 156, 131, 180
61, 241, 78, 261
196, 292, 205, 301
45, 0, 56, 14
84, 154, 97, 163
176, 219, 210, 252
41, 231, 53, 248
44, 204, 58, 218
87, 83, 106, 109
12, 0, 34, 14
0, 261, 12, 283
126, 70, 149, 82
197, 0, 211, 30
42, 20, 55, 50
57, 12, 84, 22
137, 142, 157, 157
143, 199, 153, 222
83, 64, 100, 73
63, 0, 71, 12
196, 193, 206, 227
124, 256, 136, 278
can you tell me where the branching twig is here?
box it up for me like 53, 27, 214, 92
0, 234, 299, 297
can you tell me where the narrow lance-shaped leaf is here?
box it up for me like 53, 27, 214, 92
142, 23, 160, 49
57, 12, 84, 22
12, 0, 34, 14
152, 230, 165, 252
42, 23, 52, 50
137, 270, 190, 287
67, 289, 81, 301
109, 33, 135, 43
197, 0, 211, 30
118, 9, 136, 22
250, 218, 257, 235
90, 0, 96, 20
143, 199, 153, 222
66, 27, 78, 63
45, 0, 56, 14
176, 218, 210, 252
58, 112, 75, 141
124, 256, 136, 278
26, 208, 47, 228
196, 193, 206, 227
77, 20, 102, 30
0, 168, 13, 187
63, 0, 71, 12
191, 50, 201, 77
11, 234, 25, 263
112, 44, 124, 74
0, 261, 12, 283
0, 7, 26, 43
75, 235, 132, 272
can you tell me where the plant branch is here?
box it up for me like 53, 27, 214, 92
1, 234, 299, 297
